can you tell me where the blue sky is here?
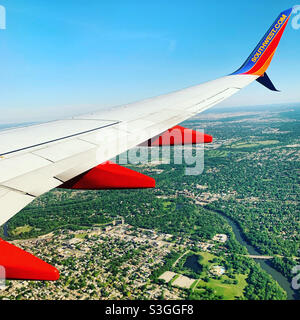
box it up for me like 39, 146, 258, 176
0, 0, 299, 123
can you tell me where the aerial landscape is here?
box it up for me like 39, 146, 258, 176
1, 104, 299, 300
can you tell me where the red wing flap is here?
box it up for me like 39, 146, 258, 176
0, 238, 59, 281
59, 161, 156, 190
149, 125, 213, 146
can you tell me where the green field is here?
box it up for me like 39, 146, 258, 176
196, 274, 247, 300
162, 201, 172, 209
170, 274, 180, 285
230, 140, 279, 149
183, 251, 248, 300
206, 150, 229, 157
195, 251, 216, 266
74, 233, 88, 239
12, 225, 33, 236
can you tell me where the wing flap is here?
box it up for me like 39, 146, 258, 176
0, 154, 51, 183
2, 175, 61, 198
0, 187, 35, 226
32, 139, 96, 162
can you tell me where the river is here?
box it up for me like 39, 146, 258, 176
209, 209, 299, 300
3, 223, 8, 237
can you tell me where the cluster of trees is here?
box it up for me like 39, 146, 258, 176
188, 288, 222, 300
150, 251, 182, 281
243, 265, 287, 300
4, 186, 233, 246
269, 257, 298, 281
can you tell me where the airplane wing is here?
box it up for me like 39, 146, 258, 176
0, 8, 293, 280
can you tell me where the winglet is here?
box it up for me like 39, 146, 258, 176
256, 72, 280, 91
232, 8, 293, 76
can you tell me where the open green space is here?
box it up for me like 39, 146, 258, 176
230, 140, 279, 149
196, 274, 247, 300
11, 225, 33, 236
206, 150, 229, 157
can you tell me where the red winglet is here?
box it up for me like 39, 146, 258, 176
0, 238, 60, 281
59, 161, 155, 190
149, 125, 213, 146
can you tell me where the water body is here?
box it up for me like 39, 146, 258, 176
3, 223, 8, 237
211, 209, 299, 300
184, 254, 203, 274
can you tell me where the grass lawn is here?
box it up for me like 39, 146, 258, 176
162, 201, 172, 209
190, 279, 200, 291
206, 150, 229, 157
74, 233, 88, 239
170, 274, 180, 285
231, 140, 279, 149
196, 274, 247, 300
194, 251, 217, 267
12, 225, 33, 236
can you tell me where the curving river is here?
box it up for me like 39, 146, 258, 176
209, 209, 299, 300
